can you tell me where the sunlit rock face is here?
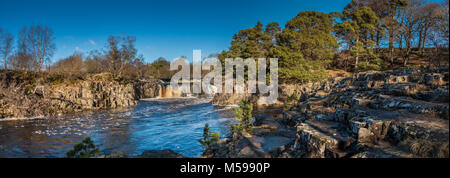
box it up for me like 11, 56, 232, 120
0, 72, 160, 119
204, 67, 449, 158
279, 67, 449, 158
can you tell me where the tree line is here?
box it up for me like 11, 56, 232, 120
0, 26, 175, 80
0, 0, 448, 83
218, 0, 449, 83
0, 25, 55, 72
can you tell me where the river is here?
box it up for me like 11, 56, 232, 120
0, 97, 236, 158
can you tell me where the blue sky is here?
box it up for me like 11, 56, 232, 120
1, 0, 350, 63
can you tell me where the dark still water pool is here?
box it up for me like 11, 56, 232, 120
0, 98, 236, 158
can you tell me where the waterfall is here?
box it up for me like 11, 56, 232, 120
165, 85, 173, 97
158, 84, 163, 98
158, 83, 182, 98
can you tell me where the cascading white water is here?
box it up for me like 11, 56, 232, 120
0, 97, 235, 157
158, 84, 182, 98
158, 84, 163, 98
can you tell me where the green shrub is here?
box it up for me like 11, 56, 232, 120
271, 47, 330, 83
66, 137, 101, 158
45, 73, 66, 85
198, 123, 220, 149
357, 58, 384, 72
232, 98, 254, 133
283, 92, 299, 111
23, 84, 35, 95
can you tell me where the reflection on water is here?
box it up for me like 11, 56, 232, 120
0, 98, 235, 158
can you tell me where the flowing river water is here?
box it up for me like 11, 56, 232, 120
0, 97, 236, 158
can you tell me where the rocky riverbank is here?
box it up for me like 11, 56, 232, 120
99, 149, 184, 158
203, 67, 449, 158
0, 70, 160, 119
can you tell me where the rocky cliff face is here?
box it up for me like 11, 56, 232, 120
281, 68, 449, 158
211, 71, 350, 106
0, 71, 160, 119
204, 67, 449, 158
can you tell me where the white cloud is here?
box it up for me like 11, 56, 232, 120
75, 46, 82, 52
88, 40, 96, 46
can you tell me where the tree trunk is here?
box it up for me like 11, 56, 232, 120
389, 25, 394, 66
421, 27, 428, 55
3, 53, 7, 70
355, 38, 359, 72
404, 34, 412, 66
376, 30, 381, 53
418, 27, 423, 51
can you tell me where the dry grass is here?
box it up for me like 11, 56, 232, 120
437, 143, 449, 158
327, 69, 352, 78
410, 139, 449, 158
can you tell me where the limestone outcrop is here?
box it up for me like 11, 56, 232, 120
0, 71, 160, 119
205, 67, 449, 158
278, 67, 449, 158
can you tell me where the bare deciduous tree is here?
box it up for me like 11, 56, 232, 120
0, 28, 14, 69
105, 34, 138, 78
23, 25, 56, 71
398, 0, 423, 65
51, 52, 83, 75
416, 1, 441, 54
8, 27, 34, 71
438, 0, 449, 47
386, 0, 408, 66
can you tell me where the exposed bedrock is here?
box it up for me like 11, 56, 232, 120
0, 72, 160, 118
205, 67, 449, 158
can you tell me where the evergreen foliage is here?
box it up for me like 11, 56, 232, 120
336, 1, 381, 71
232, 98, 254, 133
66, 137, 101, 158
283, 92, 299, 111
198, 123, 220, 149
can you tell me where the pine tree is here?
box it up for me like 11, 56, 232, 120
336, 1, 381, 71
232, 98, 254, 133
271, 11, 338, 83
198, 123, 220, 149
218, 21, 281, 64
66, 137, 101, 158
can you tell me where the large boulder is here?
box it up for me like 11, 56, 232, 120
136, 149, 184, 158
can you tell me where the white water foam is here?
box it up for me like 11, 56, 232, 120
0, 115, 46, 122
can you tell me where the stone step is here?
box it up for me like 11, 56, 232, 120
352, 141, 414, 158
293, 120, 356, 158
383, 83, 429, 96
282, 111, 304, 127
353, 139, 449, 158
335, 109, 449, 144
422, 73, 449, 87
382, 82, 448, 102
368, 94, 449, 120
226, 132, 296, 158
410, 89, 449, 102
